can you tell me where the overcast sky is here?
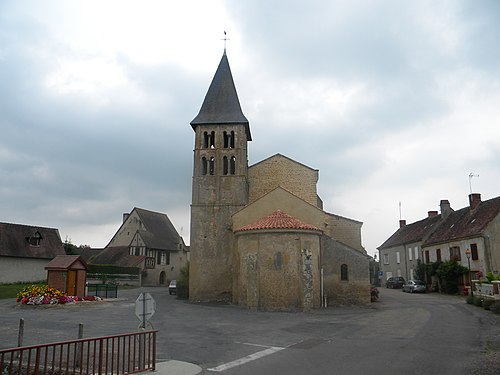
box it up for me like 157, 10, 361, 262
1, 1, 499, 256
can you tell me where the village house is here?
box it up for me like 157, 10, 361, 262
378, 193, 500, 286
99, 207, 189, 286
0, 222, 65, 283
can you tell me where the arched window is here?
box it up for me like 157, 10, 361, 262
209, 131, 215, 148
230, 131, 235, 148
230, 156, 236, 175
340, 264, 349, 281
223, 156, 229, 175
209, 157, 215, 175
202, 157, 207, 175
274, 252, 282, 270
223, 131, 229, 148
203, 132, 209, 148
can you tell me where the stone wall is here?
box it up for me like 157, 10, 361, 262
321, 236, 370, 306
248, 155, 319, 207
324, 214, 364, 252
0, 257, 49, 283
236, 231, 321, 311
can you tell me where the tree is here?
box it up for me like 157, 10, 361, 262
436, 260, 467, 294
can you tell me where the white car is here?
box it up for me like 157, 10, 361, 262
169, 280, 177, 295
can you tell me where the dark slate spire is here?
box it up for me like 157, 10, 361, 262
191, 52, 251, 141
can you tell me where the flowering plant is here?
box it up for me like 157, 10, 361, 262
16, 284, 102, 305
16, 284, 65, 301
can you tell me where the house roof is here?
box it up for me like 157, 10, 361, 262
235, 210, 322, 233
90, 246, 145, 268
133, 208, 183, 250
378, 215, 442, 250
45, 255, 88, 270
0, 222, 65, 259
378, 195, 500, 250
423, 195, 500, 246
190, 52, 251, 141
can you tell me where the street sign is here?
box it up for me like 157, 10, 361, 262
135, 293, 156, 327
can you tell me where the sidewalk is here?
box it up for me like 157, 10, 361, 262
153, 360, 202, 375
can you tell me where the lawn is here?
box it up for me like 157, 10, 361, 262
0, 283, 139, 300
0, 282, 44, 300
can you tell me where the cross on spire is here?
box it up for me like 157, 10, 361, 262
222, 31, 230, 54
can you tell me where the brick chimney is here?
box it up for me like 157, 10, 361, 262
399, 219, 406, 228
428, 211, 438, 217
469, 193, 481, 210
440, 200, 452, 218
123, 213, 130, 223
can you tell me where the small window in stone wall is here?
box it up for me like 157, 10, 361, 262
340, 264, 348, 281
274, 252, 282, 270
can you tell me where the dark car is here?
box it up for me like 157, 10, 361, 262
386, 276, 406, 289
402, 280, 426, 293
169, 280, 177, 295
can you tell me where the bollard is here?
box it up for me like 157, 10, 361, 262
18, 318, 24, 347
76, 323, 84, 367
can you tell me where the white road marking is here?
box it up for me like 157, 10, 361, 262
207, 346, 285, 372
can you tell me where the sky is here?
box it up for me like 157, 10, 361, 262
1, 0, 499, 257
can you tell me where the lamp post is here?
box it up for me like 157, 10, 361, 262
465, 248, 473, 297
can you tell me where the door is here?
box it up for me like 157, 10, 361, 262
66, 270, 77, 296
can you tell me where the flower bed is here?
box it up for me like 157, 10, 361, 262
16, 284, 102, 305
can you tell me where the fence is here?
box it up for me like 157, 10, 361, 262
0, 330, 157, 375
86, 284, 119, 299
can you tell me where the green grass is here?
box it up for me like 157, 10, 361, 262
0, 282, 45, 300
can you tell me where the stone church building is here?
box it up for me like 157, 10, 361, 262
189, 52, 369, 310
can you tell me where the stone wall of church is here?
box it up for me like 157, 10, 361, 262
324, 215, 364, 253
248, 155, 319, 207
321, 236, 370, 306
235, 230, 321, 311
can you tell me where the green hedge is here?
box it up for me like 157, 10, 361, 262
88, 264, 140, 275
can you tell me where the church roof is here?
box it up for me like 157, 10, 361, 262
191, 52, 251, 141
234, 210, 322, 233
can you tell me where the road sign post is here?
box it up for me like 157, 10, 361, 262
135, 293, 156, 329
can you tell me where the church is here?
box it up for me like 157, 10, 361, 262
189, 51, 370, 310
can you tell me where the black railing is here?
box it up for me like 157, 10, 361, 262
0, 331, 157, 375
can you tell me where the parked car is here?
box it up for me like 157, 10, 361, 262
169, 280, 177, 295
386, 276, 406, 289
402, 280, 426, 293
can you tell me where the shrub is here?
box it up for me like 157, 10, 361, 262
490, 302, 500, 314
482, 299, 495, 310
473, 296, 483, 307
176, 263, 189, 299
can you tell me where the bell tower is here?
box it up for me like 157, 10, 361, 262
189, 51, 251, 302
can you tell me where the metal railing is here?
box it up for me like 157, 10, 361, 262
0, 330, 157, 375
86, 284, 118, 299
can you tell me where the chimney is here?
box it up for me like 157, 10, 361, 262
428, 211, 438, 218
399, 219, 406, 228
440, 200, 452, 219
123, 213, 130, 223
469, 193, 481, 210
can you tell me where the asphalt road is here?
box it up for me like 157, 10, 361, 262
1, 287, 500, 374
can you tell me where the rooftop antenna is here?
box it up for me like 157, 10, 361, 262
468, 173, 479, 194
221, 31, 229, 54
399, 201, 402, 220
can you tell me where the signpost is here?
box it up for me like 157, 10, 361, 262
135, 293, 156, 330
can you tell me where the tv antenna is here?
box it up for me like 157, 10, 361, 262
468, 173, 479, 194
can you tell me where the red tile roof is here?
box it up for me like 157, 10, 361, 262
235, 210, 322, 233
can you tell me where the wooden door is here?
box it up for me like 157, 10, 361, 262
66, 270, 77, 296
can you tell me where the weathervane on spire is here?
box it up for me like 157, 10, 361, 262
222, 31, 229, 53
